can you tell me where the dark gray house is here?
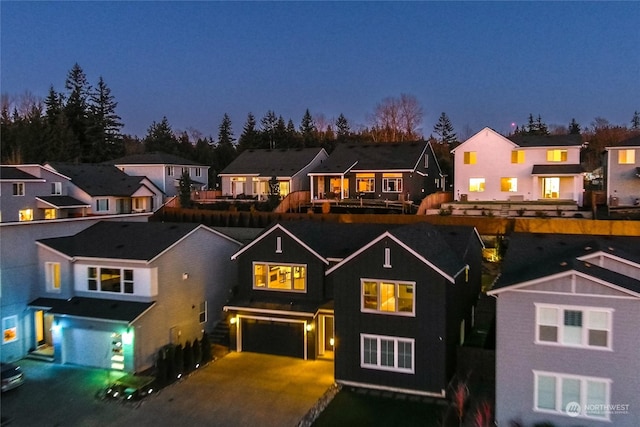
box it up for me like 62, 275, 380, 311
488, 233, 640, 427
327, 222, 483, 397
308, 141, 444, 203
224, 221, 396, 360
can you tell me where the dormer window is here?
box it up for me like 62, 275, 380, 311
276, 236, 282, 253
384, 248, 391, 268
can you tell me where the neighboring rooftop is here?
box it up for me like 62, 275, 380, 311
46, 163, 152, 197
0, 166, 43, 181
507, 133, 583, 148
109, 152, 203, 166
219, 147, 327, 177
29, 297, 154, 323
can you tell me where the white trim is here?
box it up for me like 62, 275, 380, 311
577, 251, 640, 270
533, 370, 612, 422
361, 333, 415, 374
534, 303, 613, 350
336, 379, 446, 398
234, 314, 309, 359
2, 315, 18, 344
223, 306, 315, 318
501, 288, 638, 300
326, 232, 455, 283
45, 262, 62, 293
231, 223, 328, 264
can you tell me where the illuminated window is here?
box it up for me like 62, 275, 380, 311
382, 173, 403, 193
356, 173, 375, 192
534, 371, 610, 420
500, 177, 518, 192
87, 267, 134, 294
44, 209, 56, 220
469, 178, 485, 192
51, 182, 62, 195
511, 150, 525, 164
536, 304, 611, 349
361, 334, 414, 373
618, 149, 635, 164
3, 316, 18, 344
96, 199, 109, 212
547, 150, 568, 162
253, 263, 306, 292
361, 279, 414, 315
463, 151, 476, 164
19, 209, 33, 221
45, 262, 61, 292
12, 183, 25, 196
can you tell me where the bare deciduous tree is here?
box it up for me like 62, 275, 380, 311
370, 93, 423, 142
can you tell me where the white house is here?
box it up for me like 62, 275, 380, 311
451, 127, 584, 206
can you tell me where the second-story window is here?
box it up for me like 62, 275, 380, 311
253, 263, 306, 292
87, 267, 135, 294
463, 151, 477, 164
536, 304, 611, 349
618, 149, 635, 164
45, 262, 61, 292
51, 182, 62, 195
13, 183, 25, 196
195, 168, 202, 177
362, 279, 415, 315
511, 150, 525, 164
166, 166, 174, 176
546, 149, 567, 162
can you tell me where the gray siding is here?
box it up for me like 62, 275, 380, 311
605, 147, 640, 206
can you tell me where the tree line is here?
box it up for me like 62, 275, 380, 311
2, 64, 638, 179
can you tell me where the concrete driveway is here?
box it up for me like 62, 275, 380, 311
1, 352, 335, 427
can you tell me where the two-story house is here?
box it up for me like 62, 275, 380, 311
45, 163, 164, 215
308, 141, 444, 203
25, 221, 240, 373
451, 127, 584, 205
603, 135, 640, 208
110, 152, 210, 200
218, 148, 328, 199
328, 222, 483, 397
0, 165, 90, 222
224, 221, 394, 360
488, 233, 640, 427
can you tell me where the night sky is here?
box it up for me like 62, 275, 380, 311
2, 1, 638, 138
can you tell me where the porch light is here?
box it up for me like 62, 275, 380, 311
229, 316, 237, 325
306, 323, 313, 332
182, 273, 189, 280
122, 329, 133, 345
329, 338, 335, 347
52, 321, 62, 332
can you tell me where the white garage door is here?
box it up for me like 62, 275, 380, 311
63, 328, 113, 369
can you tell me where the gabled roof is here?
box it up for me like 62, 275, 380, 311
28, 297, 155, 324
0, 166, 45, 182
36, 221, 236, 262
46, 163, 158, 197
508, 133, 582, 148
326, 222, 480, 282
605, 134, 640, 148
489, 233, 640, 294
108, 152, 204, 166
308, 142, 428, 175
36, 196, 91, 208
219, 148, 327, 177
531, 164, 584, 175
231, 221, 395, 263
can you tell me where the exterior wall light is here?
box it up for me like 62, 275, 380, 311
229, 316, 237, 325
306, 323, 313, 332
182, 273, 189, 280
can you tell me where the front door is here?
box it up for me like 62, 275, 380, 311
542, 177, 560, 199
318, 315, 334, 359
33, 311, 54, 355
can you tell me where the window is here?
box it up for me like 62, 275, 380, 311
195, 168, 202, 177
534, 371, 610, 420
469, 178, 485, 192
361, 334, 414, 373
500, 177, 518, 192
253, 263, 306, 292
166, 166, 174, 176
51, 182, 62, 195
12, 183, 25, 196
547, 149, 568, 162
618, 149, 635, 164
382, 173, 403, 193
87, 267, 134, 294
3, 316, 18, 344
361, 279, 415, 315
511, 150, 525, 164
44, 209, 56, 220
276, 236, 282, 253
45, 262, 61, 292
199, 301, 207, 323
536, 304, 611, 349
463, 151, 476, 164
356, 173, 375, 193
383, 248, 391, 268
182, 167, 189, 175
19, 209, 33, 221
96, 199, 109, 212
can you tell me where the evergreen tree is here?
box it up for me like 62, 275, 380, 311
87, 76, 123, 161
144, 116, 179, 154
299, 109, 317, 147
238, 112, 259, 152
631, 111, 640, 130
432, 112, 457, 145
524, 113, 550, 135
213, 114, 237, 173
335, 113, 351, 140
217, 113, 235, 146
64, 63, 92, 161
569, 118, 581, 134
261, 110, 278, 149
44, 86, 75, 162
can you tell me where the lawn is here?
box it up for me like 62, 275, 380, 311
312, 387, 452, 427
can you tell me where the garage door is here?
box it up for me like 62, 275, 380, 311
63, 328, 113, 369
241, 318, 304, 358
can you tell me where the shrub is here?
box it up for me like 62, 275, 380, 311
174, 344, 184, 378
201, 332, 213, 362
193, 338, 202, 367
183, 340, 194, 373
